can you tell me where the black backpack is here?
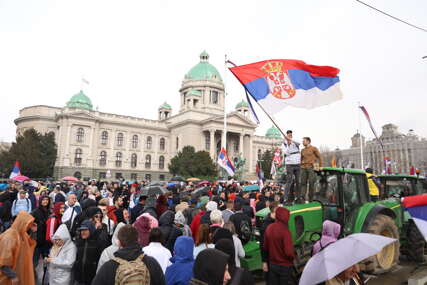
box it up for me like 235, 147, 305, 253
239, 219, 252, 244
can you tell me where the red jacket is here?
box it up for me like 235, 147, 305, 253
264, 207, 295, 266
190, 210, 205, 241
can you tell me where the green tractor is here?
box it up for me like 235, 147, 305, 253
242, 167, 424, 275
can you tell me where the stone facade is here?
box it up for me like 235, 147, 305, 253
14, 52, 282, 181
338, 124, 427, 175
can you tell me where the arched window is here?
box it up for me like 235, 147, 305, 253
76, 128, 84, 143
146, 136, 152, 149
159, 155, 165, 169
117, 133, 124, 147
99, 151, 107, 166
101, 131, 108, 145
159, 137, 165, 151
145, 154, 151, 169
132, 135, 138, 149
257, 149, 262, 160
116, 152, 122, 167
131, 153, 137, 168
75, 148, 82, 165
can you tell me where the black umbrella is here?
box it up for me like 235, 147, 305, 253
170, 176, 185, 182
191, 186, 210, 199
141, 185, 167, 196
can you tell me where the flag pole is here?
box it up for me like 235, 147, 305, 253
358, 102, 364, 169
226, 60, 288, 140
223, 55, 228, 151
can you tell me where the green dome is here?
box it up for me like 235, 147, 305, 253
236, 100, 249, 109
159, 102, 172, 109
185, 51, 222, 82
266, 125, 282, 139
66, 90, 93, 110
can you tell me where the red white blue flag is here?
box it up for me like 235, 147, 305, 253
359, 106, 384, 150
9, 161, 21, 179
402, 194, 427, 241
229, 59, 342, 114
217, 148, 235, 176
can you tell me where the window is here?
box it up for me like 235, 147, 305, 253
76, 128, 84, 143
159, 174, 165, 181
132, 135, 138, 148
257, 149, 262, 160
131, 173, 137, 180
233, 142, 239, 152
159, 155, 165, 169
116, 172, 122, 179
205, 133, 210, 151
145, 174, 151, 181
117, 133, 124, 147
74, 148, 82, 165
116, 152, 122, 167
99, 172, 106, 179
160, 138, 165, 151
176, 137, 179, 150
146, 136, 152, 149
145, 154, 151, 169
99, 151, 107, 166
101, 131, 108, 145
131, 153, 137, 168
210, 90, 219, 104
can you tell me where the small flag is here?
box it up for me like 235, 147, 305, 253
9, 161, 21, 179
270, 162, 276, 177
217, 148, 235, 176
359, 106, 384, 150
229, 59, 342, 114
402, 194, 427, 241
272, 148, 282, 167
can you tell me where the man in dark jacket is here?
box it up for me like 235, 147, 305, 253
92, 224, 165, 285
229, 202, 253, 244
73, 220, 103, 285
130, 195, 147, 223
31, 195, 51, 267
264, 206, 295, 285
159, 210, 182, 253
142, 197, 158, 220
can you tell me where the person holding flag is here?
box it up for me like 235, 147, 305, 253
217, 148, 235, 177
282, 130, 301, 202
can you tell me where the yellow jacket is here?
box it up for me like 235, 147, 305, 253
366, 173, 379, 196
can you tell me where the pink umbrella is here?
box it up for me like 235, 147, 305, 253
62, 176, 79, 182
12, 175, 30, 182
197, 180, 210, 187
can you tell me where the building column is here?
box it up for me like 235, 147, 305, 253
248, 135, 253, 173
239, 133, 244, 158
209, 129, 215, 158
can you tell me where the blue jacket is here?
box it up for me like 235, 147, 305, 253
165, 236, 194, 285
11, 197, 32, 217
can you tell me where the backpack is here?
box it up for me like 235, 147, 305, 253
112, 254, 150, 285
239, 219, 252, 244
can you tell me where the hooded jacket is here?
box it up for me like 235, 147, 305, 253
134, 215, 152, 248
313, 220, 341, 255
0, 211, 37, 285
48, 224, 77, 285
46, 202, 64, 243
97, 222, 125, 272
31, 195, 51, 247
263, 207, 295, 266
92, 244, 166, 285
190, 248, 229, 285
159, 210, 183, 253
165, 236, 195, 285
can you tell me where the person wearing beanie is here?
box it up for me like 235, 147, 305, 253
189, 248, 231, 285
200, 201, 217, 225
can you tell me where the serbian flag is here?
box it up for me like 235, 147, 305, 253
359, 106, 384, 150
217, 148, 235, 176
229, 59, 342, 114
402, 194, 427, 241
9, 161, 21, 179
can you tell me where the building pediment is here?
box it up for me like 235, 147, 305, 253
202, 112, 257, 129
57, 110, 98, 121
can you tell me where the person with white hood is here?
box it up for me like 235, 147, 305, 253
96, 222, 126, 272
44, 224, 77, 285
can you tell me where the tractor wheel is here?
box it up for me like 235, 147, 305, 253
363, 214, 400, 274
406, 221, 425, 262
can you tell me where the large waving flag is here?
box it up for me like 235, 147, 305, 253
217, 148, 235, 176
229, 59, 342, 114
402, 194, 427, 241
359, 106, 384, 150
9, 161, 21, 179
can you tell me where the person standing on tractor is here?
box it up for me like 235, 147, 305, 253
282, 130, 302, 202
366, 168, 380, 201
300, 137, 322, 202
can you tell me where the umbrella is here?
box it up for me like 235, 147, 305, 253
197, 180, 210, 187
191, 186, 210, 199
256, 207, 270, 218
170, 176, 185, 182
299, 233, 397, 285
12, 175, 30, 182
187, 177, 201, 182
243, 184, 260, 191
140, 185, 167, 196
148, 181, 162, 186
167, 182, 178, 188
62, 176, 79, 182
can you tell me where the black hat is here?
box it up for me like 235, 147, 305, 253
286, 130, 293, 134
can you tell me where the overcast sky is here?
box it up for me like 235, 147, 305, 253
1, 0, 426, 149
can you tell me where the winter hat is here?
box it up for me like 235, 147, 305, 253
174, 211, 187, 225
206, 201, 218, 212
